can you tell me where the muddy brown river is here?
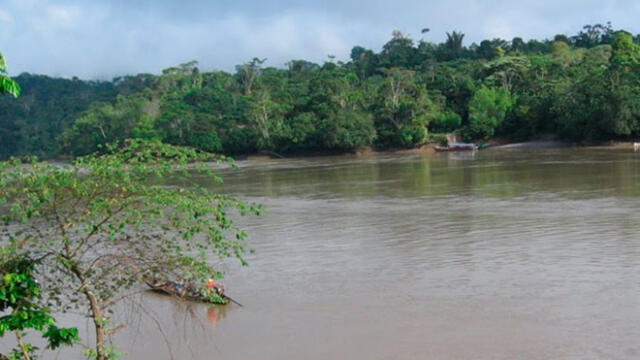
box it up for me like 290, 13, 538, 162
30, 148, 640, 359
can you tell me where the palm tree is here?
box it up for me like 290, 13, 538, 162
445, 31, 465, 51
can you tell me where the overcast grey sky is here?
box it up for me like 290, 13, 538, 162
1, 0, 639, 79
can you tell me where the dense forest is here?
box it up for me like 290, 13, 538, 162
2, 22, 640, 159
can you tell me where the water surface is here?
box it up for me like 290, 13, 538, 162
53, 148, 640, 359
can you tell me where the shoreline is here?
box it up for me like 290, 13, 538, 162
242, 144, 439, 161
243, 139, 640, 161
19, 140, 640, 164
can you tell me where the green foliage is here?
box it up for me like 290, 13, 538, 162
430, 111, 462, 133
466, 86, 514, 140
427, 133, 449, 146
62, 94, 159, 155
203, 291, 227, 305
5, 23, 640, 159
550, 32, 640, 140
321, 109, 376, 150
0, 54, 20, 98
373, 68, 435, 147
0, 74, 116, 159
571, 22, 614, 48
610, 32, 640, 69
0, 248, 79, 359
379, 31, 418, 68
398, 125, 427, 147
0, 139, 261, 359
483, 56, 530, 92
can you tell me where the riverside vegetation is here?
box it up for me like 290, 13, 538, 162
0, 140, 263, 359
3, 23, 640, 160
1, 53, 262, 360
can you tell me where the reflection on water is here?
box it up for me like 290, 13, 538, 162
206, 305, 226, 328
35, 148, 640, 359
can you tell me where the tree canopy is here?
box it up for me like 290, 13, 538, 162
3, 24, 640, 160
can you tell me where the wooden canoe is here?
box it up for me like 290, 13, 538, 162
143, 277, 230, 305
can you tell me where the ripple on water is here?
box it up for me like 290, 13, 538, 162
103, 149, 640, 359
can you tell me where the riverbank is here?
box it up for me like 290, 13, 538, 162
32, 139, 640, 165
244, 139, 640, 161
496, 140, 640, 150
244, 143, 439, 161
492, 140, 572, 149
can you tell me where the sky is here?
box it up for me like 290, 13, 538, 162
1, 0, 639, 79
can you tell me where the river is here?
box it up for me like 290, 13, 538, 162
48, 148, 640, 359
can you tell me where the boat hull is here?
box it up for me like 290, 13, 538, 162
143, 278, 229, 305
435, 143, 478, 152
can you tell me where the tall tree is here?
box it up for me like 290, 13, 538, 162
0, 140, 262, 360
379, 30, 418, 69
374, 68, 437, 147
483, 55, 530, 93
445, 31, 465, 51
236, 58, 266, 95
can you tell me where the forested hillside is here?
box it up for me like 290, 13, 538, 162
2, 22, 640, 159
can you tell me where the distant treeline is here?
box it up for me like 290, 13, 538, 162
3, 22, 640, 159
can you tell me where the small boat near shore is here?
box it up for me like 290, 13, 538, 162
143, 277, 240, 306
435, 142, 479, 152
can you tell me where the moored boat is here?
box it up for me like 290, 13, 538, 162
435, 142, 478, 152
143, 277, 233, 305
